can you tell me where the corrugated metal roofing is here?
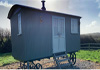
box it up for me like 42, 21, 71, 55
8, 4, 81, 19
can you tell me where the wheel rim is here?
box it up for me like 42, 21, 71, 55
70, 53, 76, 65
30, 62, 36, 69
35, 63, 42, 69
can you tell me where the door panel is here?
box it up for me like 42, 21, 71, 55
52, 16, 66, 53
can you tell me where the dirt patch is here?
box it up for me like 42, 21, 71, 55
0, 59, 100, 69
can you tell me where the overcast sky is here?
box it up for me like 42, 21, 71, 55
0, 0, 100, 34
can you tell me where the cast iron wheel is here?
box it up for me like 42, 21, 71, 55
70, 53, 76, 65
21, 62, 27, 69
35, 63, 42, 69
29, 62, 36, 69
20, 62, 24, 69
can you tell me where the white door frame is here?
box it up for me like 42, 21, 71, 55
52, 16, 66, 53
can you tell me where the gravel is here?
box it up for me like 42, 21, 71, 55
0, 59, 100, 69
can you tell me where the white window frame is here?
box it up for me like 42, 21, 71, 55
18, 13, 22, 35
71, 18, 78, 34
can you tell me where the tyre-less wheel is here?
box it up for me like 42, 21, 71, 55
29, 62, 36, 69
70, 53, 76, 65
35, 63, 42, 69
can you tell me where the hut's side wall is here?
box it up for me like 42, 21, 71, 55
11, 10, 26, 61
22, 8, 52, 61
65, 16, 80, 53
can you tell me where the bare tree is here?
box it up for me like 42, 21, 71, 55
0, 28, 12, 53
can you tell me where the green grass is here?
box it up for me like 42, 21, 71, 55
76, 49, 100, 63
0, 49, 100, 66
0, 53, 19, 66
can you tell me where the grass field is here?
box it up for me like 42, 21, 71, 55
0, 49, 100, 66
76, 49, 100, 63
0, 53, 19, 66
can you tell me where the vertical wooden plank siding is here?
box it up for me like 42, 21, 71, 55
10, 8, 80, 61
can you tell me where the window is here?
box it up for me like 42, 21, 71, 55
71, 18, 78, 33
18, 13, 22, 35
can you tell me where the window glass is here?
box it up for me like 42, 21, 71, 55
59, 19, 64, 36
71, 18, 78, 33
54, 18, 58, 36
18, 13, 22, 35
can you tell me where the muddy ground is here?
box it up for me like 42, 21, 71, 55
0, 59, 100, 69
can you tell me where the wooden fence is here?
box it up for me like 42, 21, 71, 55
81, 43, 100, 50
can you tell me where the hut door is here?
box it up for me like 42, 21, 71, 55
52, 16, 66, 53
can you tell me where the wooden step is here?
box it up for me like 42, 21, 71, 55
58, 58, 68, 62
53, 52, 71, 69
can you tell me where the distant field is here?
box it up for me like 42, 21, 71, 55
0, 53, 18, 66
0, 49, 100, 66
76, 49, 100, 63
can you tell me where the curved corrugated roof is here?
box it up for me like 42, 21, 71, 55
7, 4, 81, 19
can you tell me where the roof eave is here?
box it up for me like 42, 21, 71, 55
8, 4, 81, 19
